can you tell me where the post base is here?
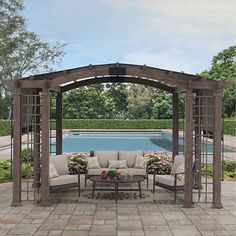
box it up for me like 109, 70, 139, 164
183, 202, 194, 208
40, 201, 51, 207
212, 203, 223, 209
11, 201, 22, 207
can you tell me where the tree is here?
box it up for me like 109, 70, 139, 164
201, 45, 236, 117
127, 84, 153, 119
63, 87, 114, 119
105, 83, 128, 118
0, 0, 65, 117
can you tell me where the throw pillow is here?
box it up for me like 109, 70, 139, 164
108, 160, 127, 169
174, 163, 185, 181
49, 162, 59, 179
87, 156, 101, 169
134, 155, 148, 169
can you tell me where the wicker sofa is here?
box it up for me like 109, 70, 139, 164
85, 150, 149, 188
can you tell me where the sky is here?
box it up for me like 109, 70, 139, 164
23, 0, 236, 75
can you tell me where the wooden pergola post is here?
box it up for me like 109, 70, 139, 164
183, 89, 193, 208
56, 92, 63, 155
212, 89, 223, 208
172, 93, 179, 159
11, 88, 22, 206
33, 92, 41, 188
41, 88, 50, 206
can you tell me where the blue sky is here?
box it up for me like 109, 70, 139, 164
23, 0, 236, 74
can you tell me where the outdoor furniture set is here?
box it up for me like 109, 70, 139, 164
49, 151, 186, 202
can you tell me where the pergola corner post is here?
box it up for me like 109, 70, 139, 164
172, 93, 179, 159
212, 89, 223, 209
183, 89, 194, 208
11, 88, 22, 206
41, 88, 50, 206
56, 92, 63, 155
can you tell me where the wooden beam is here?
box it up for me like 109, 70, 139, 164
60, 76, 175, 93
172, 93, 179, 159
212, 89, 223, 209
183, 89, 194, 208
11, 88, 22, 206
56, 92, 63, 155
41, 88, 50, 206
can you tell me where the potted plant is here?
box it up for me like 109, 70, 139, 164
107, 169, 118, 178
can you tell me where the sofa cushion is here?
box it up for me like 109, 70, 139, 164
49, 174, 78, 187
87, 156, 100, 169
119, 150, 143, 168
108, 160, 127, 169
94, 151, 118, 168
50, 154, 69, 175
49, 162, 59, 178
134, 155, 148, 169
171, 155, 184, 175
156, 174, 184, 186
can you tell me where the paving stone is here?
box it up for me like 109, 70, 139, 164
26, 210, 51, 219
48, 229, 63, 235
0, 229, 9, 236
213, 215, 236, 225
2, 223, 16, 230
214, 231, 230, 235
68, 215, 93, 225
0, 214, 25, 224
62, 230, 89, 236
194, 219, 224, 231
77, 224, 91, 231
34, 229, 49, 235
145, 231, 173, 236
141, 215, 167, 225
52, 204, 76, 215
117, 220, 143, 230
170, 225, 201, 236
105, 219, 116, 225
94, 210, 116, 220
9, 223, 40, 235
144, 225, 170, 231
89, 225, 116, 236
117, 231, 131, 236
40, 219, 68, 230
93, 219, 104, 225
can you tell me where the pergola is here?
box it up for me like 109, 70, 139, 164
1, 63, 231, 208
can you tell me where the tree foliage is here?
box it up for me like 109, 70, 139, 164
0, 0, 65, 117
201, 45, 236, 117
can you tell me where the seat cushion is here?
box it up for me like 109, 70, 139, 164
94, 151, 118, 168
50, 154, 69, 175
171, 155, 184, 175
119, 168, 146, 176
87, 168, 108, 176
50, 174, 78, 187
156, 175, 184, 187
119, 150, 143, 168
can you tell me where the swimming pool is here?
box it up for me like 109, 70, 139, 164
50, 131, 233, 153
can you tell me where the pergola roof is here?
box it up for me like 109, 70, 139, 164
1, 63, 231, 93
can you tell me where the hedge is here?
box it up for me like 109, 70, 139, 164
0, 119, 235, 136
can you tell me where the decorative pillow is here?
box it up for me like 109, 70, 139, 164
49, 162, 59, 179
87, 156, 101, 169
134, 155, 148, 169
174, 163, 185, 181
108, 160, 127, 169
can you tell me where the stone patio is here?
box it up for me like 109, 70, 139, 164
0, 180, 235, 236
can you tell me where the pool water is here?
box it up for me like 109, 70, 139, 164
50, 131, 233, 153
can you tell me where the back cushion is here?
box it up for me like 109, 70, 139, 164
171, 154, 185, 175
119, 150, 143, 168
94, 151, 118, 168
50, 154, 69, 175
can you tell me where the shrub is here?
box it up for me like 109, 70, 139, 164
21, 163, 33, 178
145, 151, 172, 174
21, 148, 33, 163
68, 152, 89, 174
223, 160, 236, 172
0, 159, 12, 183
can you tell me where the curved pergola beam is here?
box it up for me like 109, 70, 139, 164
60, 76, 175, 93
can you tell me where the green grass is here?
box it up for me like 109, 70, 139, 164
0, 119, 235, 136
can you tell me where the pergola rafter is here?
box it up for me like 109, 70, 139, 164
1, 63, 232, 208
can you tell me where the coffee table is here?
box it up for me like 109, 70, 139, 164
89, 176, 145, 203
